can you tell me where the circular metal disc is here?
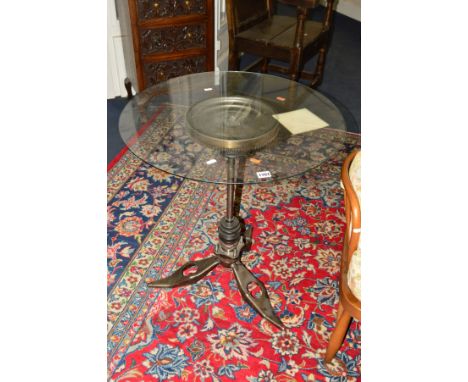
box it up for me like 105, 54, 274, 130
186, 96, 279, 152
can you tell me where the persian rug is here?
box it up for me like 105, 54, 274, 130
107, 106, 361, 382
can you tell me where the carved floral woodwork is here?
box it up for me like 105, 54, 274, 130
117, 0, 213, 91
137, 0, 206, 20
140, 24, 207, 54
143, 57, 207, 85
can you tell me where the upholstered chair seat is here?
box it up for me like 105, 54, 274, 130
347, 151, 361, 300
325, 149, 361, 362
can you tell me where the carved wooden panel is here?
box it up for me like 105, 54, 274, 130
143, 57, 206, 86
137, 0, 206, 20
140, 24, 206, 55
117, 0, 213, 92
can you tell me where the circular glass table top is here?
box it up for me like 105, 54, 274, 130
119, 71, 351, 185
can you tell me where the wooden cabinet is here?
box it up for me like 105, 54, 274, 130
117, 0, 214, 93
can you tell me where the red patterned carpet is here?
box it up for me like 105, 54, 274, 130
107, 109, 361, 381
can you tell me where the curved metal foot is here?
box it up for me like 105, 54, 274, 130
147, 256, 221, 288
231, 262, 284, 329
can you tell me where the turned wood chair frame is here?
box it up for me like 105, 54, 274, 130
325, 149, 361, 363
226, 0, 335, 88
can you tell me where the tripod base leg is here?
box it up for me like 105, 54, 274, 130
232, 262, 284, 329
147, 256, 221, 288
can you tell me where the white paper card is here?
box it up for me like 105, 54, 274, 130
206, 159, 217, 165
272, 108, 328, 135
256, 171, 272, 179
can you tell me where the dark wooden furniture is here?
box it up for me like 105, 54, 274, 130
116, 0, 215, 94
325, 149, 361, 363
226, 0, 335, 87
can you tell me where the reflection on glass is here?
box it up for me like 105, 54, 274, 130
118, 71, 350, 184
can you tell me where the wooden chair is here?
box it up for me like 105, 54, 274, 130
325, 149, 361, 363
226, 0, 336, 88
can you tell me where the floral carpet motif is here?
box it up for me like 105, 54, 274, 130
108, 106, 361, 381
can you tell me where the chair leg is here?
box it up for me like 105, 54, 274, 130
309, 45, 328, 88
325, 301, 352, 363
289, 48, 302, 81
124, 78, 133, 99
229, 49, 240, 70
289, 5, 307, 82
261, 58, 269, 73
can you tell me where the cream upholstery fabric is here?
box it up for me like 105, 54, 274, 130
349, 151, 361, 201
347, 248, 361, 300
347, 151, 361, 300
